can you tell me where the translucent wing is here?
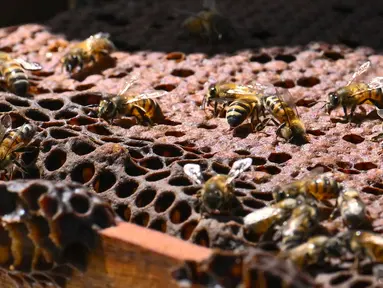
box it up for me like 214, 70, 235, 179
117, 73, 141, 96
15, 59, 42, 71
275, 87, 301, 125
184, 164, 204, 185
368, 77, 383, 89
249, 82, 276, 96
92, 32, 110, 39
0, 114, 11, 142
347, 61, 371, 86
123, 91, 168, 104
203, 0, 217, 11
227, 158, 252, 184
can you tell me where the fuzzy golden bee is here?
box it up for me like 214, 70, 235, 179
181, 0, 236, 43
62, 32, 115, 74
0, 115, 37, 179
97, 74, 168, 125
326, 61, 383, 122
183, 158, 252, 215
0, 52, 42, 96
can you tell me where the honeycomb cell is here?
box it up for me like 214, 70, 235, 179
297, 77, 320, 87
21, 146, 39, 166
330, 273, 352, 285
268, 152, 292, 164
0, 184, 17, 215
71, 93, 102, 106
154, 192, 176, 213
71, 141, 96, 155
154, 84, 177, 92
234, 150, 251, 156
69, 194, 90, 215
197, 123, 217, 130
71, 162, 95, 184
170, 201, 192, 224
307, 164, 332, 172
87, 124, 112, 136
349, 280, 372, 288
125, 157, 147, 176
91, 205, 116, 229
183, 186, 200, 196
181, 220, 199, 240
212, 162, 230, 174
338, 168, 360, 175
166, 52, 185, 62
336, 161, 352, 169
116, 204, 131, 221
135, 188, 156, 208
354, 162, 377, 171
67, 116, 97, 126
145, 170, 171, 182
132, 212, 150, 227
149, 218, 167, 232
171, 68, 195, 78
243, 199, 265, 209
139, 156, 164, 170
37, 99, 64, 110
250, 157, 267, 166
116, 179, 139, 198
128, 148, 144, 159
93, 170, 116, 193
194, 229, 210, 247
342, 134, 364, 144
55, 110, 78, 120
10, 112, 27, 128
273, 79, 295, 89
168, 176, 192, 186
235, 180, 256, 190
255, 165, 281, 175
50, 128, 78, 139
24, 109, 50, 122
153, 143, 183, 157
44, 149, 67, 171
250, 53, 272, 63
126, 139, 149, 147
76, 83, 95, 91
323, 51, 344, 61
21, 183, 48, 211
274, 54, 296, 63
164, 131, 186, 137
251, 191, 273, 201
6, 96, 30, 107
0, 102, 12, 112
362, 186, 383, 195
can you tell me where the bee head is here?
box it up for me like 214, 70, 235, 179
208, 84, 217, 99
327, 91, 340, 113
272, 186, 285, 201
202, 181, 225, 213
63, 53, 81, 73
20, 124, 36, 141
98, 100, 117, 120
324, 236, 345, 257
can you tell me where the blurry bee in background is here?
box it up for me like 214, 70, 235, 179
183, 158, 252, 216
0, 115, 37, 179
180, 0, 237, 43
97, 74, 168, 125
272, 168, 343, 205
61, 32, 115, 74
0, 52, 42, 96
326, 61, 383, 122
259, 85, 309, 144
244, 198, 298, 239
331, 187, 371, 229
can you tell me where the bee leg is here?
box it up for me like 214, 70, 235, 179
342, 105, 349, 122
130, 105, 153, 126
329, 207, 339, 220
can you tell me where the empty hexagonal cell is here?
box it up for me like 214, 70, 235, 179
349, 280, 372, 288
255, 165, 281, 175
268, 152, 292, 164
354, 162, 377, 171
39, 195, 58, 218
145, 170, 171, 182
330, 273, 352, 285
274, 54, 296, 63
148, 218, 167, 233
71, 141, 96, 155
24, 109, 50, 122
154, 84, 177, 92
307, 164, 332, 172
128, 148, 144, 159
135, 188, 156, 208
168, 176, 192, 186
0, 184, 17, 215
154, 192, 176, 213
93, 170, 117, 193
91, 205, 116, 229
116, 179, 139, 198
242, 198, 265, 209
152, 144, 184, 157
138, 156, 164, 170
132, 212, 150, 227
194, 229, 210, 247
323, 51, 344, 61
166, 52, 185, 62
116, 204, 131, 221
55, 110, 78, 120
250, 53, 271, 63
342, 134, 364, 144
171, 68, 195, 78
235, 180, 256, 190
170, 201, 192, 224
212, 162, 230, 174
181, 220, 198, 240
71, 93, 102, 106
125, 158, 147, 176
87, 124, 112, 136
44, 149, 67, 171
71, 162, 95, 184
297, 77, 320, 87
69, 194, 90, 215
250, 191, 273, 201
9, 113, 27, 128
21, 183, 48, 211
273, 79, 295, 89
6, 96, 30, 107
50, 128, 78, 139
67, 116, 97, 126
0, 102, 12, 112
164, 131, 185, 137
37, 99, 64, 111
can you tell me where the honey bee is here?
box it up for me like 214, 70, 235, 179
62, 32, 115, 74
97, 74, 168, 125
0, 115, 37, 179
0, 52, 42, 96
258, 84, 309, 144
244, 198, 298, 237
272, 168, 343, 204
326, 61, 383, 122
279, 204, 319, 250
181, 0, 236, 43
332, 187, 371, 229
183, 158, 252, 215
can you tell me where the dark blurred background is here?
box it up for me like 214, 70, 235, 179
1, 0, 383, 53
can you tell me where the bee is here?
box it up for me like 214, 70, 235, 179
181, 0, 236, 43
0, 52, 42, 96
281, 236, 342, 268
244, 198, 298, 237
272, 168, 343, 205
326, 61, 383, 122
97, 74, 168, 125
279, 204, 319, 250
331, 187, 371, 229
61, 32, 115, 74
259, 85, 309, 144
183, 158, 252, 215
0, 115, 37, 179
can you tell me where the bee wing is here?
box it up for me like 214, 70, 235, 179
274, 87, 301, 125
123, 91, 168, 104
368, 77, 383, 89
15, 59, 42, 71
347, 61, 371, 86
117, 73, 141, 96
92, 32, 110, 39
0, 114, 11, 142
227, 158, 252, 184
183, 164, 204, 185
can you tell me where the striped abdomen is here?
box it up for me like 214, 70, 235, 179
0, 131, 23, 160
0, 61, 28, 96
123, 98, 164, 123
262, 95, 296, 124
305, 175, 341, 201
226, 97, 262, 127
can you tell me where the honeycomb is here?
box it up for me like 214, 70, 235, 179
1, 0, 383, 287
0, 180, 116, 287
